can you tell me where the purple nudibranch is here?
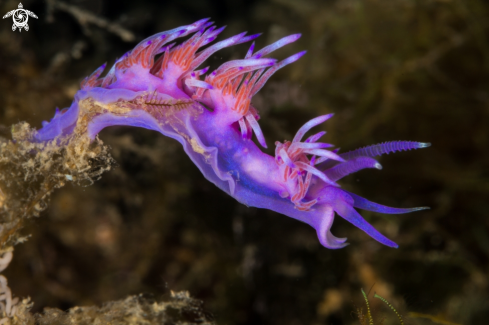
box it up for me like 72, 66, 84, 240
35, 19, 430, 248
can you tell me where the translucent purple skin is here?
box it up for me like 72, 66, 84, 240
34, 19, 430, 249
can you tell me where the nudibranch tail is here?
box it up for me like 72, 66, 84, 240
34, 19, 430, 249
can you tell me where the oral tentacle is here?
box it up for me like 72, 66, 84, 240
324, 156, 382, 182
320, 187, 398, 248
346, 191, 430, 214
336, 201, 398, 248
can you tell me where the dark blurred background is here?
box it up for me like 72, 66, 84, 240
1, 0, 488, 324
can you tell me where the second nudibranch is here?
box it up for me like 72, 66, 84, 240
35, 19, 429, 249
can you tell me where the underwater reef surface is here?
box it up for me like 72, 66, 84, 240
1, 0, 489, 324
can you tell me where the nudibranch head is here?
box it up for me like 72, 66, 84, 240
35, 19, 430, 249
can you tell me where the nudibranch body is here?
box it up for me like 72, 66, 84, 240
35, 19, 429, 249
